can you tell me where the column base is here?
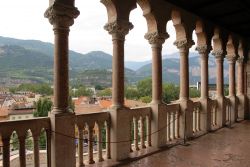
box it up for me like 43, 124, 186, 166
150, 103, 167, 148
50, 112, 76, 167
109, 107, 131, 161
216, 96, 226, 127
229, 95, 238, 123
200, 98, 211, 132
237, 94, 247, 120
179, 99, 193, 139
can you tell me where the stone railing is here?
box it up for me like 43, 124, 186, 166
192, 101, 202, 136
75, 111, 110, 166
129, 107, 152, 152
225, 97, 232, 125
0, 118, 51, 167
165, 103, 181, 142
210, 99, 218, 129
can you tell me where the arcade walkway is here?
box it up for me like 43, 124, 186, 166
122, 121, 250, 167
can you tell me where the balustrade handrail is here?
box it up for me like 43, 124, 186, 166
0, 117, 51, 138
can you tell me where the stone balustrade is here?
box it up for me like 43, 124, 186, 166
0, 97, 245, 167
165, 103, 181, 142
192, 101, 202, 136
210, 99, 218, 129
75, 112, 110, 166
0, 118, 51, 167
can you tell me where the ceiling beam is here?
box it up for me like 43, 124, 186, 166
209, 9, 245, 19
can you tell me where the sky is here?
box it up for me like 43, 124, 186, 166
0, 0, 197, 61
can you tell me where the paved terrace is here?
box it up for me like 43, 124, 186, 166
120, 120, 250, 167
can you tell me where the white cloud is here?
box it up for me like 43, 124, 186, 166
0, 0, 198, 61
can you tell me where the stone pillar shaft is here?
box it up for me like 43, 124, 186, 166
228, 61, 236, 96
215, 56, 224, 97
237, 60, 244, 95
53, 28, 69, 111
151, 45, 162, 103
179, 48, 189, 100
198, 48, 209, 99
112, 36, 125, 107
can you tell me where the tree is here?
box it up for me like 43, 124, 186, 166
75, 86, 93, 97
139, 96, 152, 103
98, 88, 112, 97
137, 78, 152, 98
125, 86, 139, 99
163, 83, 179, 103
189, 88, 200, 98
34, 98, 53, 117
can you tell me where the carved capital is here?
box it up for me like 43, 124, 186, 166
104, 20, 133, 38
212, 50, 224, 59
144, 32, 169, 45
44, 2, 80, 28
226, 54, 237, 63
195, 45, 212, 55
237, 56, 244, 63
174, 39, 194, 51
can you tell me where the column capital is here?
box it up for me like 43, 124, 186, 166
195, 45, 212, 55
144, 32, 169, 46
104, 20, 133, 40
174, 39, 194, 52
226, 54, 237, 63
212, 50, 224, 59
237, 56, 244, 64
44, 2, 80, 28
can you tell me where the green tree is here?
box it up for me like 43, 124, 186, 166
139, 96, 152, 103
125, 86, 139, 99
189, 88, 200, 98
98, 88, 112, 97
75, 86, 93, 97
163, 83, 179, 103
137, 78, 152, 97
34, 98, 53, 117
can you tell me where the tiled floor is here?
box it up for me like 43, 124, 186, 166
121, 121, 250, 167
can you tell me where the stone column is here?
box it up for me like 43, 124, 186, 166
44, 2, 79, 167
237, 56, 246, 119
104, 21, 133, 108
104, 20, 133, 160
226, 55, 238, 122
145, 32, 168, 147
174, 39, 194, 138
212, 50, 226, 127
196, 45, 211, 131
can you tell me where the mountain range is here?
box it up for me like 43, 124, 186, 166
0, 36, 229, 87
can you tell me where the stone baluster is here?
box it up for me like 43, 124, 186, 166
78, 127, 84, 167
18, 136, 26, 167
44, 2, 79, 167
33, 135, 40, 167
2, 137, 10, 167
97, 122, 104, 162
105, 121, 111, 159
87, 124, 95, 164
140, 117, 146, 149
46, 129, 51, 167
146, 116, 152, 147
133, 117, 139, 150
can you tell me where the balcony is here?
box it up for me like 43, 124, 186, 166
0, 97, 245, 166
